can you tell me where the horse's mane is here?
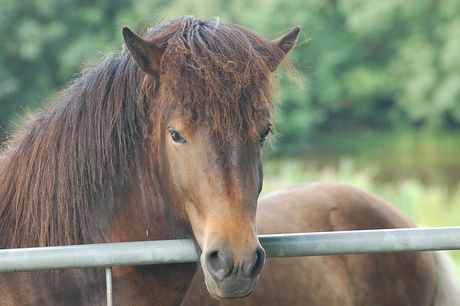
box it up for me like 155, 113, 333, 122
0, 52, 146, 248
0, 16, 286, 248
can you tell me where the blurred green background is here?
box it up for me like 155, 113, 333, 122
1, 0, 459, 265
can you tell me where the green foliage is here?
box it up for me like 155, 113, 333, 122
1, 0, 460, 151
0, 0, 134, 135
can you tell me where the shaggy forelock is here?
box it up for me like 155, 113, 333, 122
144, 16, 284, 143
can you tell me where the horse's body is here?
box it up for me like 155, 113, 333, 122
0, 17, 300, 305
184, 182, 460, 305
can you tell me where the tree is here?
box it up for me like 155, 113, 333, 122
1, 0, 459, 154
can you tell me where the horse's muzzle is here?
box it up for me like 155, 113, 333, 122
202, 244, 266, 300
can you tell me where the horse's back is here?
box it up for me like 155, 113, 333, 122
257, 181, 418, 232
183, 182, 437, 306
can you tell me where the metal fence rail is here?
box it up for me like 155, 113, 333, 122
1, 226, 460, 273
2, 226, 460, 306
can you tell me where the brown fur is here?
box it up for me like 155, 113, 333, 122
183, 183, 459, 305
0, 16, 284, 249
145, 17, 284, 146
0, 16, 298, 304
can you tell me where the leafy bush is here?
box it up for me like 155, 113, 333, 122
2, 0, 460, 148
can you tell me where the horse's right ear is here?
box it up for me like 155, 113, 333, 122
122, 27, 163, 76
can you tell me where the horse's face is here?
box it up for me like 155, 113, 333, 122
122, 22, 299, 301
164, 116, 268, 300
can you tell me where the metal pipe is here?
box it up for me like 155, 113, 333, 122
106, 267, 113, 306
1, 227, 460, 273
261, 226, 460, 258
0, 239, 199, 273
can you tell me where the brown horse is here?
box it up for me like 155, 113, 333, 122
0, 16, 300, 305
184, 182, 460, 305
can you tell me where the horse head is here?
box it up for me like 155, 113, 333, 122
122, 17, 299, 300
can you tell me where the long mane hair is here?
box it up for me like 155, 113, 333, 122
0, 16, 286, 249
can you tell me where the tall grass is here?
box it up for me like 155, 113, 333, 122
262, 158, 460, 275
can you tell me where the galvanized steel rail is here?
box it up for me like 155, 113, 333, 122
2, 226, 459, 306
1, 226, 460, 273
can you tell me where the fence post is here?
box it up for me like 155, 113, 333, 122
106, 267, 113, 306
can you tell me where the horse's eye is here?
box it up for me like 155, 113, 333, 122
169, 130, 186, 143
259, 127, 272, 143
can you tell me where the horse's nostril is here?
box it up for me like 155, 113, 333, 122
253, 249, 265, 277
245, 248, 265, 278
205, 246, 265, 281
206, 250, 234, 278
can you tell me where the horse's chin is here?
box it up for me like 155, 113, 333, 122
204, 275, 256, 302
210, 290, 253, 301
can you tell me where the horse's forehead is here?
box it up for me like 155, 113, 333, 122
166, 110, 269, 130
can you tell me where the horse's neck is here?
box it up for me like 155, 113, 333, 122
112, 263, 198, 305
97, 175, 198, 305
104, 168, 183, 243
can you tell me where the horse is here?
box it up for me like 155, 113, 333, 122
183, 182, 460, 305
0, 16, 300, 305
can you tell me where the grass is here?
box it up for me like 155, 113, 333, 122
262, 158, 460, 276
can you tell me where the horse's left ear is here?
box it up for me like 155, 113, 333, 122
122, 27, 163, 76
270, 26, 300, 71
